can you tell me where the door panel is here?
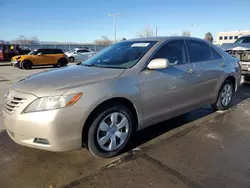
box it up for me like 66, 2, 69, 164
140, 63, 196, 122
139, 39, 197, 123
33, 55, 45, 65
192, 60, 223, 102
46, 54, 58, 65
185, 40, 225, 103
34, 49, 51, 65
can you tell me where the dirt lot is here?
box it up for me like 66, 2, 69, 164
0, 63, 250, 188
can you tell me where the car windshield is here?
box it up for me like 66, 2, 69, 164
235, 37, 250, 44
28, 50, 39, 55
82, 41, 157, 69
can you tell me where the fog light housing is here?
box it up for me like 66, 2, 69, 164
33, 138, 50, 145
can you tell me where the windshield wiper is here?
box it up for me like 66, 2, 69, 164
82, 64, 103, 67
82, 63, 127, 69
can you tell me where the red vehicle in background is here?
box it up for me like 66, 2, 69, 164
0, 43, 23, 61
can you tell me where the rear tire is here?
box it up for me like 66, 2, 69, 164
87, 104, 135, 158
57, 58, 68, 67
212, 79, 234, 111
21, 60, 32, 69
244, 75, 250, 82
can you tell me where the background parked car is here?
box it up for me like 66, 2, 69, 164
65, 48, 96, 62
221, 35, 250, 78
11, 48, 68, 69
20, 47, 32, 55
0, 44, 21, 61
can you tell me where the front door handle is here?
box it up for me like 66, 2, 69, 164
185, 68, 193, 74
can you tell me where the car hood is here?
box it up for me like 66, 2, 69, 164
65, 52, 74, 56
12, 55, 23, 61
11, 65, 125, 97
221, 43, 250, 51
12, 55, 32, 61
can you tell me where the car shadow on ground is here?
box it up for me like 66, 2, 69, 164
127, 83, 250, 151
0, 63, 11, 66
31, 64, 74, 70
30, 66, 57, 70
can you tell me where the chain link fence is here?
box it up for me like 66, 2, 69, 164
21, 44, 108, 52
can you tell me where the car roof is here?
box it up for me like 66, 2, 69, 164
74, 48, 90, 50
126, 36, 207, 42
239, 35, 250, 38
36, 48, 62, 50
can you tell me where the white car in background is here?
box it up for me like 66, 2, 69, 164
65, 48, 96, 62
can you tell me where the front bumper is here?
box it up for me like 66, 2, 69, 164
241, 71, 250, 75
11, 60, 20, 67
240, 62, 250, 75
2, 89, 88, 152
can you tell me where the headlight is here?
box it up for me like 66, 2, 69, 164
23, 93, 82, 113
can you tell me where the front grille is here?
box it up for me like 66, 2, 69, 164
4, 96, 26, 113
241, 64, 248, 70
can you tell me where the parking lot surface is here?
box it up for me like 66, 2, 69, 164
0, 63, 250, 187
68, 99, 250, 188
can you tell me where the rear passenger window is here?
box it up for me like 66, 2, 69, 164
186, 40, 212, 62
210, 47, 223, 60
56, 49, 63, 54
152, 40, 188, 66
50, 49, 63, 54
40, 49, 49, 54
46, 49, 55, 54
77, 50, 90, 53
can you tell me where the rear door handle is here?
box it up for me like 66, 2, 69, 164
221, 63, 226, 67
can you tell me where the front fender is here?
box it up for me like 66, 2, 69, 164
64, 76, 143, 128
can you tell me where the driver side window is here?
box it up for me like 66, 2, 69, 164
152, 40, 188, 66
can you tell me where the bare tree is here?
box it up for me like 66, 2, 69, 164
204, 32, 214, 43
136, 26, 154, 37
30, 36, 39, 44
95, 36, 113, 45
182, 30, 191, 37
15, 35, 27, 44
169, 33, 179, 36
14, 35, 39, 44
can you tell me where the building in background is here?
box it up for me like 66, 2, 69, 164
217, 30, 250, 45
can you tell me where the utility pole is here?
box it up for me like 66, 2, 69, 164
108, 13, 121, 42
155, 26, 158, 36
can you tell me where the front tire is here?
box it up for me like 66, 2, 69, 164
87, 104, 135, 158
212, 79, 234, 111
21, 60, 32, 69
68, 57, 75, 63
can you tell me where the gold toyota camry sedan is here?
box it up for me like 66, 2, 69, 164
2, 37, 241, 158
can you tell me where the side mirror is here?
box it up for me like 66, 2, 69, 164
73, 51, 77, 54
37, 52, 42, 56
147, 58, 169, 70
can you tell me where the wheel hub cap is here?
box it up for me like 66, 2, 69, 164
220, 84, 233, 106
97, 112, 129, 152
